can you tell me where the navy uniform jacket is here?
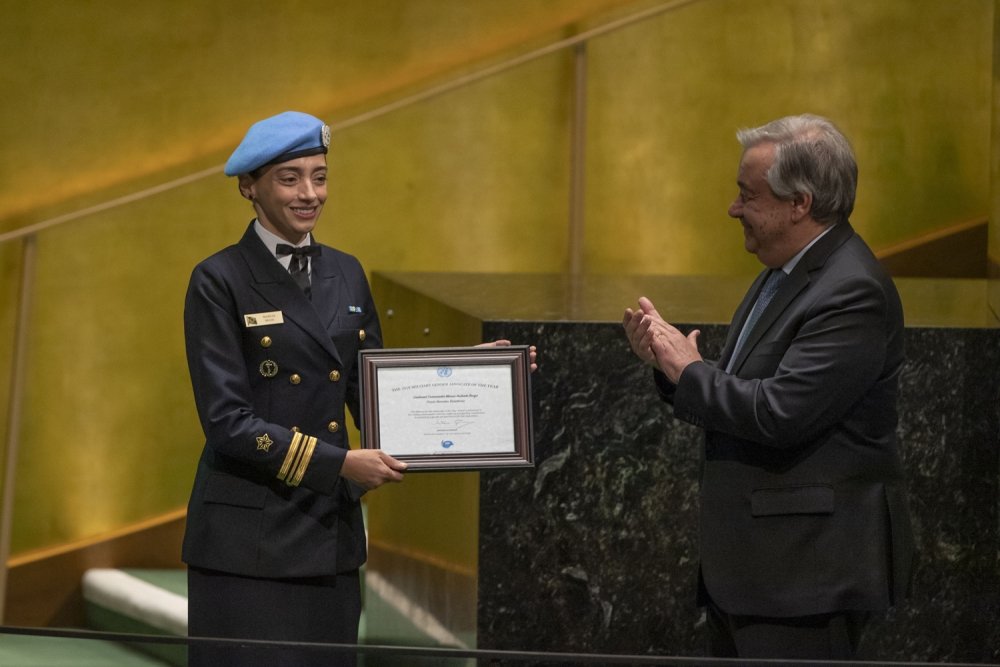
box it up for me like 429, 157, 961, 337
182, 222, 381, 579
657, 222, 915, 618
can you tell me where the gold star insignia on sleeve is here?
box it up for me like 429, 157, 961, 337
256, 434, 274, 452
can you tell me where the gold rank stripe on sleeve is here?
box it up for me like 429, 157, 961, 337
289, 436, 318, 487
278, 432, 304, 483
277, 432, 318, 487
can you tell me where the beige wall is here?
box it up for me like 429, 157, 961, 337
0, 0, 994, 556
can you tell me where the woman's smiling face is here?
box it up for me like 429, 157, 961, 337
242, 154, 328, 244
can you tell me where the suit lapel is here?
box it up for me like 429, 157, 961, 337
309, 248, 343, 331
726, 223, 855, 374
236, 225, 343, 365
728, 271, 808, 373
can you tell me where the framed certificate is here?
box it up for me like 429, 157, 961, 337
359, 346, 534, 470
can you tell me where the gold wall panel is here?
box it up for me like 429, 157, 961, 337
990, 0, 1000, 318
10, 178, 238, 552
0, 0, 636, 234
325, 55, 574, 275
585, 0, 993, 274
0, 242, 22, 485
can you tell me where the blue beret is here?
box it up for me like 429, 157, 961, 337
224, 111, 331, 176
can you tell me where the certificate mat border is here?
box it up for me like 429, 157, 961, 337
359, 346, 534, 471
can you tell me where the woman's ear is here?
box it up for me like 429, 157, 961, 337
237, 174, 255, 201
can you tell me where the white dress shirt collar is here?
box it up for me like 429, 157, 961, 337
780, 223, 837, 275
253, 220, 313, 270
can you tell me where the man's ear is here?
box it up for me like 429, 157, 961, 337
790, 191, 813, 222
237, 174, 255, 201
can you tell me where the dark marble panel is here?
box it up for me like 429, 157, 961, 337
871, 328, 1000, 663
478, 321, 724, 658
991, 258, 1000, 322
477, 321, 1000, 663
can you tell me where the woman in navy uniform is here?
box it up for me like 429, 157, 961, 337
182, 111, 409, 666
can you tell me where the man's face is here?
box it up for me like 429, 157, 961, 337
242, 154, 328, 244
727, 142, 796, 268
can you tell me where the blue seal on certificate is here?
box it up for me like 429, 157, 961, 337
437, 367, 452, 377
441, 440, 454, 449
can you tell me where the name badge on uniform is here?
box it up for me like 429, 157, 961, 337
244, 311, 284, 327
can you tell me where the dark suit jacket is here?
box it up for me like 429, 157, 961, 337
657, 222, 914, 618
182, 222, 381, 579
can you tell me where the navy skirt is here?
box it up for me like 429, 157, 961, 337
187, 565, 362, 667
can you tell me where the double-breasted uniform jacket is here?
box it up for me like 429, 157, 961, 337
656, 222, 915, 618
182, 222, 381, 579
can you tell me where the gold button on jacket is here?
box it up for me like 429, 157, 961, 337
327, 421, 340, 432
289, 374, 302, 385
329, 370, 341, 382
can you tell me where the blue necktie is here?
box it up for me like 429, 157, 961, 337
726, 269, 787, 372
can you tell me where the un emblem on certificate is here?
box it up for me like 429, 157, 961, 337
441, 440, 454, 449
437, 367, 452, 377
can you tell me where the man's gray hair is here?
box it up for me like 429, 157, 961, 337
736, 114, 858, 225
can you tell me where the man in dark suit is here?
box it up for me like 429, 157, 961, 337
183, 111, 407, 667
623, 114, 914, 660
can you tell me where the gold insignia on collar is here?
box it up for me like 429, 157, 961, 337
256, 433, 274, 452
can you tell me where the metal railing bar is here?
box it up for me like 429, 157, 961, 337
0, 165, 222, 246
0, 235, 38, 621
568, 42, 589, 320
0, 625, 989, 667
569, 42, 588, 279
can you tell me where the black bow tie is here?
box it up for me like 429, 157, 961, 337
276, 243, 320, 257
